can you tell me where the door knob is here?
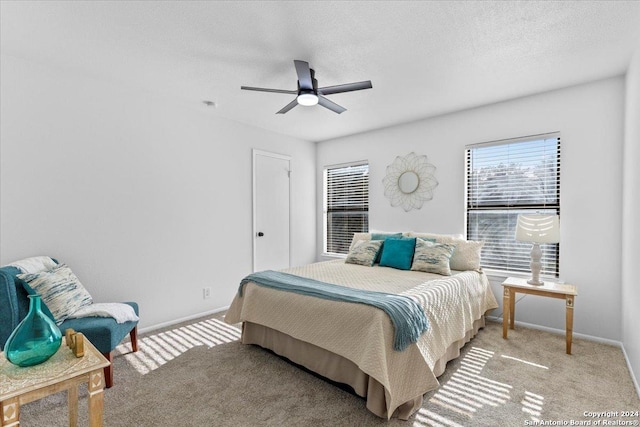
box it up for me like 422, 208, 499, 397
257, 232, 264, 237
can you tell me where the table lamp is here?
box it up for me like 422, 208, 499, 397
515, 214, 560, 285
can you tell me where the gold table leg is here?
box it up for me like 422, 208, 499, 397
1, 397, 20, 427
68, 384, 78, 427
503, 287, 510, 339
566, 295, 574, 355
509, 288, 515, 330
87, 369, 105, 427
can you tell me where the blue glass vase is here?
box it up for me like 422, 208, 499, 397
4, 294, 62, 367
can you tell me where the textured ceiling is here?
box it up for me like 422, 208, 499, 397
2, 1, 639, 142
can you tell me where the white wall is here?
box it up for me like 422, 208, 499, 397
0, 55, 317, 329
622, 46, 640, 391
317, 77, 625, 340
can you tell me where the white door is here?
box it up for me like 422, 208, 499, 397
253, 150, 291, 272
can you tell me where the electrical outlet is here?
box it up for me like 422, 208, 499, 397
203, 287, 212, 299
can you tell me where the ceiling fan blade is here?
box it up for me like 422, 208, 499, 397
317, 95, 346, 114
241, 86, 297, 94
293, 60, 313, 90
276, 98, 299, 114
318, 80, 373, 95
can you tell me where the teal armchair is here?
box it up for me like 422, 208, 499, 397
0, 261, 138, 388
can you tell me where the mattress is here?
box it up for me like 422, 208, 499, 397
225, 259, 498, 419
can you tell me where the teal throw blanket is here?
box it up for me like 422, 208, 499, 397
239, 270, 429, 352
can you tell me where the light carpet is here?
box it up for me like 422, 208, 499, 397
17, 313, 640, 426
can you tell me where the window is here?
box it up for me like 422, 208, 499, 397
466, 133, 561, 276
324, 162, 369, 255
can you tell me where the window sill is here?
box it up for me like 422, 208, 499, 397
482, 268, 560, 283
321, 252, 347, 260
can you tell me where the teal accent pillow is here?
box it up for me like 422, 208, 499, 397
371, 232, 402, 240
379, 237, 417, 270
371, 233, 403, 263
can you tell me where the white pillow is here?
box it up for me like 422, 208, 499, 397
407, 232, 465, 240
369, 229, 402, 235
18, 264, 93, 324
448, 239, 483, 271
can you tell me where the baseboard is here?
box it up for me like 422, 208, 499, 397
138, 305, 230, 334
620, 342, 640, 399
486, 315, 640, 398
485, 316, 622, 346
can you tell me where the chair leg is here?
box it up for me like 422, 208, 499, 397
102, 352, 114, 388
130, 327, 138, 352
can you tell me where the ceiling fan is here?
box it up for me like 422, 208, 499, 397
241, 60, 372, 114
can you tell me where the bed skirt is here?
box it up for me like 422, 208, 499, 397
241, 316, 486, 420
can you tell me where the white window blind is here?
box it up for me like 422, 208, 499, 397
324, 162, 369, 254
466, 133, 561, 276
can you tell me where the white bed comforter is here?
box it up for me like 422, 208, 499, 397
225, 260, 498, 418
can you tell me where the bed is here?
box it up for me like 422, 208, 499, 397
224, 233, 498, 420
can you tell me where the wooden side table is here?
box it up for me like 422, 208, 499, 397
502, 277, 577, 354
0, 337, 110, 427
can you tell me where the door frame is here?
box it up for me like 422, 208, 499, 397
252, 149, 292, 272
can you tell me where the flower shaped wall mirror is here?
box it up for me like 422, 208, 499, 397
382, 152, 438, 211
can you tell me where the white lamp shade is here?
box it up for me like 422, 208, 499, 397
515, 214, 560, 243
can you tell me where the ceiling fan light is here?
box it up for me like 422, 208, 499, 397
297, 92, 318, 106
